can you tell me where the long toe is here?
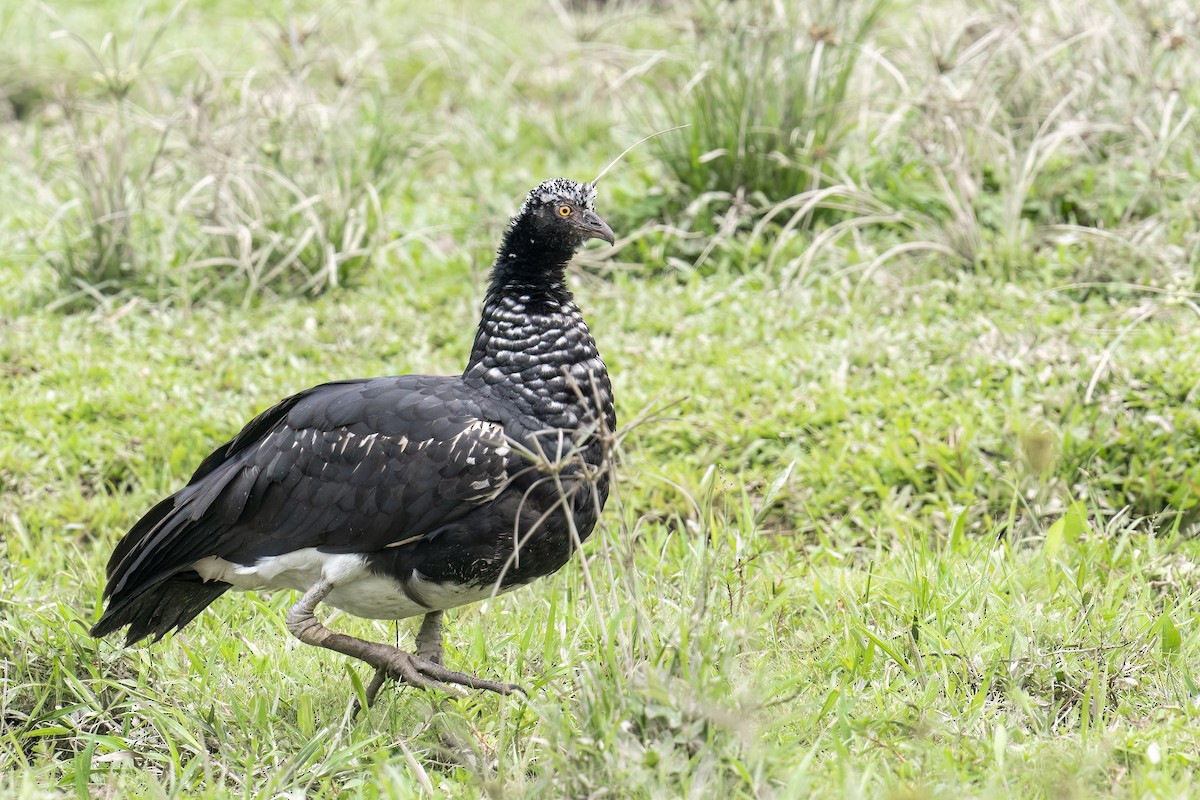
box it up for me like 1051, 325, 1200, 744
410, 655, 527, 697
348, 667, 390, 717
382, 651, 525, 697
379, 651, 466, 697
364, 667, 389, 706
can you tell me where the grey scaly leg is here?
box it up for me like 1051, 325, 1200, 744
415, 611, 444, 665
285, 582, 524, 710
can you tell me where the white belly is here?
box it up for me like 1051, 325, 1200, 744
190, 548, 513, 620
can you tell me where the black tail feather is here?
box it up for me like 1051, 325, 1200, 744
91, 571, 231, 644
104, 493, 177, 586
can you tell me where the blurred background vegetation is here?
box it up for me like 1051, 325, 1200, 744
4, 0, 1200, 797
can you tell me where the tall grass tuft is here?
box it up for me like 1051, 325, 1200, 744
648, 0, 888, 206
34, 7, 402, 310
873, 1, 1200, 275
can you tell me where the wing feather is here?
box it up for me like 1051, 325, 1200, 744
102, 376, 514, 603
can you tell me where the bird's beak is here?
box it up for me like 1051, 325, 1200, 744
579, 211, 616, 246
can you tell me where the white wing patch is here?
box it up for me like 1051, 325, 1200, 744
191, 549, 367, 592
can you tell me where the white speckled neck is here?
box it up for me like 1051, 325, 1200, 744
464, 286, 612, 430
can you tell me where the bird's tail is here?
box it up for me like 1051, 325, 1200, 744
90, 571, 231, 645
93, 458, 248, 644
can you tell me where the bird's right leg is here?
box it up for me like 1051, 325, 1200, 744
414, 610, 444, 665
285, 581, 523, 709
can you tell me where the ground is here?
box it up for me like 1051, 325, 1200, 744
3, 0, 1200, 797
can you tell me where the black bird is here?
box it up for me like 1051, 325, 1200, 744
92, 178, 617, 704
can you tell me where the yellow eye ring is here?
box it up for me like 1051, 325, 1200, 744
557, 205, 572, 217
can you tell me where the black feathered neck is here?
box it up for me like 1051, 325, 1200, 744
490, 213, 576, 290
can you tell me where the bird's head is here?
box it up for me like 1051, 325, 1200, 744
504, 178, 615, 262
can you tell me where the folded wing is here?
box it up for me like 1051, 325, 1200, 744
94, 375, 513, 638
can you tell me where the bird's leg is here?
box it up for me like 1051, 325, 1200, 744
414, 611, 444, 665
285, 581, 525, 706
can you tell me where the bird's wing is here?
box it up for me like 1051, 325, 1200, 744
103, 376, 514, 599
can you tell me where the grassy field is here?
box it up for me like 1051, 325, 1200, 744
4, 0, 1200, 796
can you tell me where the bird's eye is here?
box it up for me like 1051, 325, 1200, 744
557, 205, 572, 217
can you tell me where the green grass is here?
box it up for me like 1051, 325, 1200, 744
5, 0, 1200, 797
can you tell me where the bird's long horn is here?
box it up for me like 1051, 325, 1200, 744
590, 124, 691, 188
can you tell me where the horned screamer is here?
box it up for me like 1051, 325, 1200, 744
92, 178, 616, 707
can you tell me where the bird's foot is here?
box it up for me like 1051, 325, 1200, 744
381, 650, 527, 698
353, 651, 526, 713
